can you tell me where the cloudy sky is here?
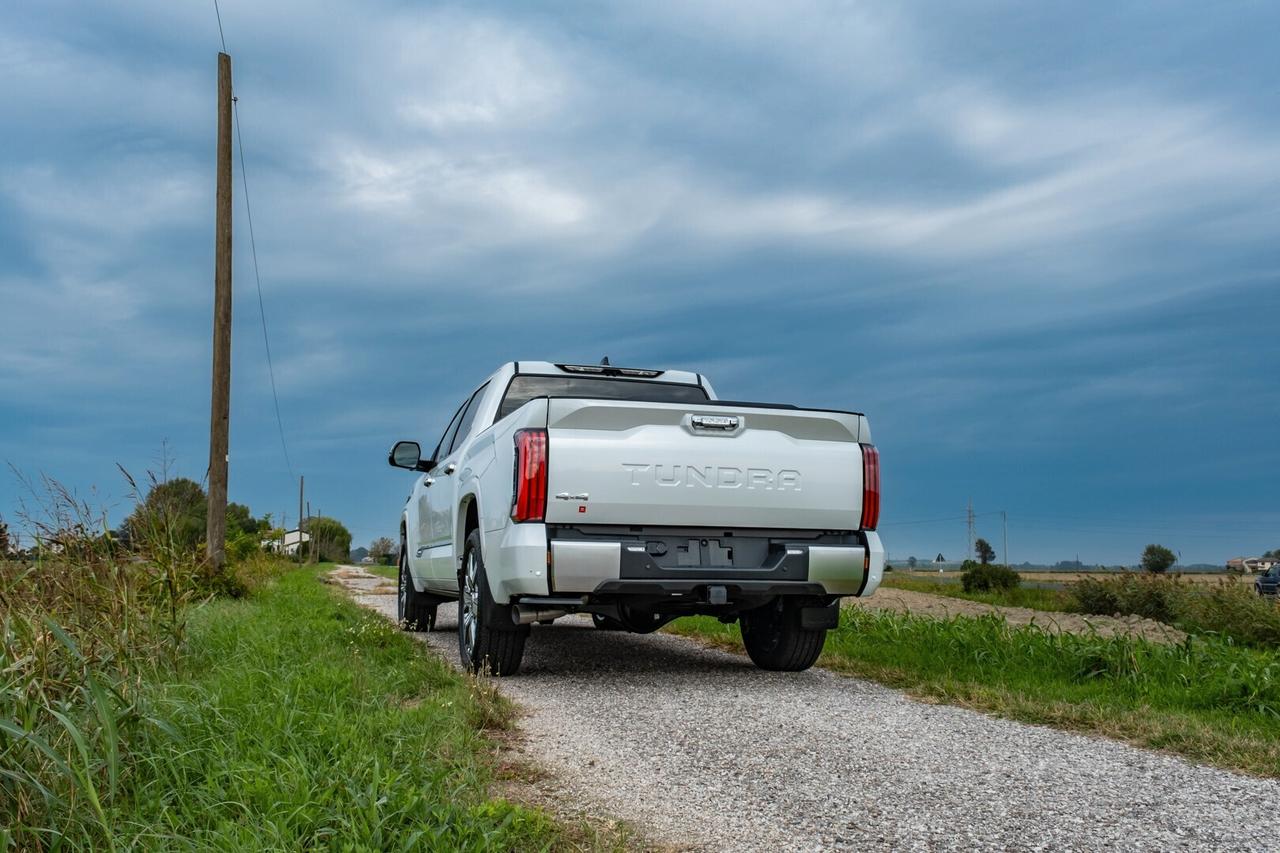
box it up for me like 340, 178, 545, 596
3, 1, 1278, 564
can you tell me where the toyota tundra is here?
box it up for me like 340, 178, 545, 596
387, 361, 884, 675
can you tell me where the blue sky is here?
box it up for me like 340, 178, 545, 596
2, 1, 1277, 564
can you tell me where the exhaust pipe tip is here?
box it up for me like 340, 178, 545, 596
513, 605, 569, 626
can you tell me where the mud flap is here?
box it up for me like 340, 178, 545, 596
799, 601, 839, 630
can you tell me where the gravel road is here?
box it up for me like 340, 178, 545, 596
333, 568, 1279, 852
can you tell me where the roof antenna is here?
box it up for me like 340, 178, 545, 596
600, 356, 611, 366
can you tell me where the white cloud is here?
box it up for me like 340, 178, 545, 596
391, 15, 570, 131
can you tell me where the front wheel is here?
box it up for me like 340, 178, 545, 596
458, 530, 527, 676
397, 543, 437, 632
740, 599, 826, 672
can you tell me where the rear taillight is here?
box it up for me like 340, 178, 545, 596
860, 444, 880, 530
511, 429, 548, 522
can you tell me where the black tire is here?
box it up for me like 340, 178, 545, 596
740, 599, 826, 672
591, 613, 625, 631
397, 541, 437, 632
458, 530, 527, 676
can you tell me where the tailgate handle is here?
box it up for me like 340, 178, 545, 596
691, 415, 739, 431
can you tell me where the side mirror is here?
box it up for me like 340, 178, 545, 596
388, 440, 434, 472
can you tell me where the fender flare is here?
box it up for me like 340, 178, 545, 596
455, 486, 496, 597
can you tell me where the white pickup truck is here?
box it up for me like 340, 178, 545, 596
387, 361, 883, 675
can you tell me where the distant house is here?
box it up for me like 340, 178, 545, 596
262, 529, 310, 556
1228, 556, 1279, 574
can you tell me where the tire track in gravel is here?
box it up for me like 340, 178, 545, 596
332, 567, 1279, 853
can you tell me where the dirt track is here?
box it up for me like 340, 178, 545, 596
849, 587, 1188, 644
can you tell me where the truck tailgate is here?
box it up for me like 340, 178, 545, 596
543, 398, 867, 529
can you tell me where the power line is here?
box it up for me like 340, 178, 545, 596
212, 0, 295, 480
212, 0, 227, 52
233, 101, 294, 479
879, 515, 969, 527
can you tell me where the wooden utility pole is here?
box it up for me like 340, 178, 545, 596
297, 475, 304, 562
206, 51, 234, 572
966, 498, 974, 562
1002, 511, 1009, 568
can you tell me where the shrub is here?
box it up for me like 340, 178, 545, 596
226, 528, 261, 563
961, 561, 1021, 593
1069, 575, 1280, 648
1071, 574, 1176, 622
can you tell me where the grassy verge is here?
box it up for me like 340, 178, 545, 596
881, 574, 1074, 611
365, 563, 398, 580
4, 562, 566, 849
668, 609, 1280, 777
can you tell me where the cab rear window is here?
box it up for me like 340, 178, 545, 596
496, 375, 709, 421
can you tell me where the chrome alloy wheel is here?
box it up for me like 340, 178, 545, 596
460, 548, 479, 659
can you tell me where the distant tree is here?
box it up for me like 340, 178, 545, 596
907, 556, 918, 569
125, 477, 207, 551
1140, 544, 1177, 574
226, 502, 266, 537
303, 516, 352, 563
0, 517, 11, 557
369, 537, 395, 560
974, 537, 996, 565
1264, 548, 1280, 560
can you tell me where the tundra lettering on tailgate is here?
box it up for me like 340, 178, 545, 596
622, 463, 801, 491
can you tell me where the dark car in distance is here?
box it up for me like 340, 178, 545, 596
1257, 565, 1280, 597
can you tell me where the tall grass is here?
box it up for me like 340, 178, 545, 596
3, 476, 558, 849
1070, 574, 1280, 648
1, 476, 201, 847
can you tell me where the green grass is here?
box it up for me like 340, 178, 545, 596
882, 575, 1074, 611
5, 564, 565, 850
365, 563, 398, 580
668, 609, 1280, 777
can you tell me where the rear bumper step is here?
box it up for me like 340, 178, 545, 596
549, 538, 873, 597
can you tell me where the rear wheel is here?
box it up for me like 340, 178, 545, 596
397, 542, 437, 632
740, 599, 826, 672
458, 530, 527, 676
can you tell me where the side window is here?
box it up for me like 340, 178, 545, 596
447, 383, 490, 456
432, 401, 468, 461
